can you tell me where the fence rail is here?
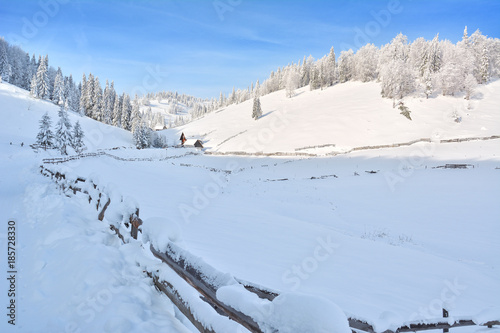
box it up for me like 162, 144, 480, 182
207, 135, 500, 157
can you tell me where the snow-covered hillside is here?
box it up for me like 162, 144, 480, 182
164, 80, 500, 155
0, 82, 133, 152
1, 81, 499, 333
0, 83, 195, 332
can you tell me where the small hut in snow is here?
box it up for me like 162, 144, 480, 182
183, 139, 204, 149
154, 124, 167, 131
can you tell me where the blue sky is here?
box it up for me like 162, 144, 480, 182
1, 0, 499, 99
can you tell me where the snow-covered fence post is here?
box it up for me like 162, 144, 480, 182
130, 208, 142, 240
443, 309, 449, 333
97, 198, 111, 221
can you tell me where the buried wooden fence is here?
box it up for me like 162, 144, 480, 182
40, 165, 499, 333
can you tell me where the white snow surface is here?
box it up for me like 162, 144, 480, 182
162, 80, 500, 154
142, 217, 183, 252
1, 80, 500, 332
217, 285, 351, 333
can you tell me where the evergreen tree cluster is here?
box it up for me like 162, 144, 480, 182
0, 37, 211, 135
36, 108, 86, 155
212, 27, 500, 109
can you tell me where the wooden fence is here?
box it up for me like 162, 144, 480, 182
42, 150, 199, 165
207, 135, 500, 158
40, 165, 499, 333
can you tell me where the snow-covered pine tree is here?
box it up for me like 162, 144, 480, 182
30, 74, 38, 97
121, 93, 132, 130
462, 26, 470, 48
35, 55, 50, 99
108, 81, 116, 116
102, 80, 116, 125
133, 122, 151, 149
428, 34, 442, 73
354, 44, 379, 82
72, 120, 85, 153
309, 65, 320, 90
52, 67, 65, 105
103, 80, 112, 124
92, 77, 103, 122
47, 64, 56, 100
230, 87, 236, 104
131, 97, 142, 133
36, 112, 54, 150
337, 50, 354, 83
22, 52, 32, 90
30, 54, 37, 79
318, 60, 327, 89
6, 52, 20, 85
423, 69, 433, 99
480, 45, 490, 84
54, 106, 73, 155
326, 46, 336, 86
464, 73, 478, 100
112, 94, 122, 127
408, 37, 428, 78
79, 74, 88, 115
0, 41, 11, 83
254, 80, 260, 97
252, 97, 262, 120
85, 73, 95, 117
68, 75, 80, 112
151, 131, 166, 148
284, 67, 300, 98
398, 101, 412, 120
440, 60, 462, 96
380, 59, 415, 106
300, 55, 311, 87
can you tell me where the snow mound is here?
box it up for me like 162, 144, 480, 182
142, 217, 183, 252
265, 292, 350, 333
474, 307, 500, 325
216, 286, 351, 332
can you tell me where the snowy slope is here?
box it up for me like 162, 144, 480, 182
0, 82, 195, 333
0, 82, 133, 153
163, 80, 500, 154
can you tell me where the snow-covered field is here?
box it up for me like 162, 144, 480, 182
1, 81, 499, 332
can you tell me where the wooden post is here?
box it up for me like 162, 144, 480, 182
98, 198, 111, 221
96, 193, 101, 211
130, 209, 142, 240
443, 309, 449, 333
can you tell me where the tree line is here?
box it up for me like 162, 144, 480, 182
214, 27, 499, 110
0, 36, 209, 148
2, 27, 499, 141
